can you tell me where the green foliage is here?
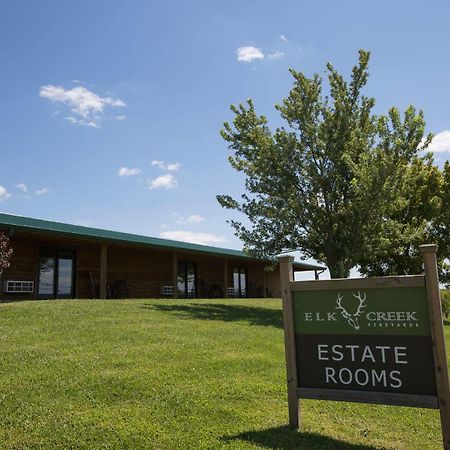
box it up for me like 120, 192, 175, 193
0, 299, 444, 449
218, 50, 438, 278
358, 155, 442, 276
435, 162, 450, 284
441, 290, 450, 318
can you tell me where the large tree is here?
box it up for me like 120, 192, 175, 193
358, 154, 442, 276
218, 50, 433, 278
434, 161, 450, 284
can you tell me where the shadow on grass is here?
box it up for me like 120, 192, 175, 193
223, 426, 384, 450
142, 302, 283, 329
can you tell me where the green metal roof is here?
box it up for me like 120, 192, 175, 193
0, 212, 324, 271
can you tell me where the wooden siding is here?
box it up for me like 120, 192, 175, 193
265, 269, 282, 298
106, 245, 173, 298
0, 234, 37, 301
0, 230, 285, 301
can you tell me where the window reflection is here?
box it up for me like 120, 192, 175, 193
38, 251, 74, 298
39, 257, 55, 295
177, 265, 186, 297
177, 262, 196, 298
233, 267, 247, 298
57, 258, 73, 295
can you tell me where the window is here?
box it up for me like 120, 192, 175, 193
233, 267, 247, 298
177, 262, 197, 298
38, 249, 75, 299
5, 281, 34, 293
161, 285, 173, 296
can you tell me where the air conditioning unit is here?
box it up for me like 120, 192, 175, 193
5, 280, 34, 293
161, 285, 173, 296
227, 287, 235, 296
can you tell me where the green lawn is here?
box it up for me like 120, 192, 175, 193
0, 298, 445, 449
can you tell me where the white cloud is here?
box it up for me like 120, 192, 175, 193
151, 160, 181, 171
280, 35, 288, 42
115, 115, 126, 121
186, 214, 204, 223
118, 167, 141, 177
236, 46, 264, 62
16, 183, 27, 193
39, 84, 126, 128
149, 174, 177, 190
427, 130, 450, 153
174, 213, 205, 224
160, 230, 226, 246
268, 51, 285, 59
0, 186, 11, 201
167, 162, 181, 171
35, 187, 49, 195
65, 116, 99, 128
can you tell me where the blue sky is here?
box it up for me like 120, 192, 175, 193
1, 1, 450, 275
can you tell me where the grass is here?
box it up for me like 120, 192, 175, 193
0, 298, 445, 449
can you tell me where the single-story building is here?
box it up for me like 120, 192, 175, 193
0, 213, 324, 301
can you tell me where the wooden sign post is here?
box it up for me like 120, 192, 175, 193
279, 245, 450, 449
421, 245, 450, 448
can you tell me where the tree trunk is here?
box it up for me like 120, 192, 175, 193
328, 260, 350, 279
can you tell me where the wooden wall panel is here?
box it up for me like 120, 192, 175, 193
246, 264, 266, 298
77, 242, 101, 298
265, 270, 282, 298
0, 230, 285, 300
106, 246, 172, 298
0, 235, 37, 301
195, 257, 224, 298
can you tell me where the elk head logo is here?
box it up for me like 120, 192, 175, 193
336, 291, 366, 330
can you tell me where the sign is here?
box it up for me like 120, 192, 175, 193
279, 245, 450, 449
294, 286, 436, 396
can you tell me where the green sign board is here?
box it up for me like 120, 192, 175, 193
293, 286, 436, 395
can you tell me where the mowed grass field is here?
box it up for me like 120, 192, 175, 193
0, 299, 446, 449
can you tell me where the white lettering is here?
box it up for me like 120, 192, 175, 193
304, 312, 313, 321
366, 311, 418, 322
375, 346, 390, 363
331, 345, 344, 361
325, 367, 337, 384
371, 369, 387, 387
345, 345, 359, 362
394, 346, 408, 364
318, 344, 329, 361
338, 368, 353, 385
390, 370, 402, 388
355, 369, 369, 386
323, 367, 402, 389
361, 346, 376, 362
387, 312, 396, 321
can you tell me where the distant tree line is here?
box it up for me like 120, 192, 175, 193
218, 50, 450, 281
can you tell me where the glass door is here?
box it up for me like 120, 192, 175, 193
38, 256, 55, 298
38, 250, 75, 299
177, 262, 197, 298
57, 254, 74, 297
233, 267, 248, 298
